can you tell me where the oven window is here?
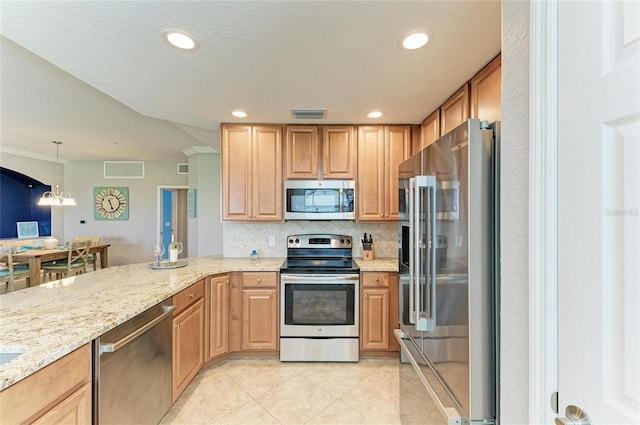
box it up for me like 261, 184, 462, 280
284, 283, 355, 326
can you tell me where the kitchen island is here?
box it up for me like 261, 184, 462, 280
0, 255, 399, 392
0, 256, 284, 391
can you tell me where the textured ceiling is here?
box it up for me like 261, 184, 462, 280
0, 1, 501, 161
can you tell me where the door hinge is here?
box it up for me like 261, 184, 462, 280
551, 391, 559, 414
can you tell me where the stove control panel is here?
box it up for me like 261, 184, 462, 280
287, 234, 352, 249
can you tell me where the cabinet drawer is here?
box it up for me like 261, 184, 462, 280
173, 279, 204, 315
362, 272, 390, 288
242, 272, 278, 288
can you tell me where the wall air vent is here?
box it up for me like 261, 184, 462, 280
177, 163, 189, 174
289, 109, 327, 119
104, 161, 145, 179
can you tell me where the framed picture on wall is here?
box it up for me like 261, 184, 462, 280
17, 221, 39, 239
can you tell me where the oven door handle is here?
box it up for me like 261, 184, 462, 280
280, 274, 359, 283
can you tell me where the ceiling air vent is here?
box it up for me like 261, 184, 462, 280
289, 109, 327, 119
104, 161, 145, 179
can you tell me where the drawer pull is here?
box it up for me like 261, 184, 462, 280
257, 278, 261, 283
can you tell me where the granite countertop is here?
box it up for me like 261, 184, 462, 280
355, 257, 398, 272
0, 256, 284, 391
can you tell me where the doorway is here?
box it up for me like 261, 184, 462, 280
157, 186, 188, 260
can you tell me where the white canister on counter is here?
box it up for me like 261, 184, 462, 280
43, 237, 58, 249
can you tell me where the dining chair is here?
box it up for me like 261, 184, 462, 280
41, 241, 94, 282
72, 236, 100, 270
0, 247, 31, 293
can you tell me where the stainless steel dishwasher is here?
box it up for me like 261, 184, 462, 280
93, 300, 174, 425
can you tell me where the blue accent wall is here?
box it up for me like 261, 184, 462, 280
0, 168, 52, 238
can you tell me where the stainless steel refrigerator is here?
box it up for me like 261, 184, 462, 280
395, 119, 499, 424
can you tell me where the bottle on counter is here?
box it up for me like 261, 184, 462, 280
168, 230, 179, 265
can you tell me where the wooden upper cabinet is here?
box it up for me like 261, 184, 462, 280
384, 126, 411, 220
416, 109, 440, 154
322, 126, 357, 179
357, 125, 410, 221
471, 54, 501, 123
285, 125, 356, 179
357, 126, 385, 220
441, 84, 470, 135
285, 126, 319, 179
222, 124, 283, 221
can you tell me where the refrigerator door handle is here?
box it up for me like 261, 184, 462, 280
408, 177, 416, 325
414, 175, 437, 332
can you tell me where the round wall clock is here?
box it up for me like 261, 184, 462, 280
94, 187, 129, 220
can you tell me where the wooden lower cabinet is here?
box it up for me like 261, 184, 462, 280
240, 271, 278, 351
208, 274, 230, 360
0, 344, 92, 425
360, 272, 399, 352
32, 383, 92, 425
241, 289, 278, 350
361, 288, 390, 349
172, 282, 205, 402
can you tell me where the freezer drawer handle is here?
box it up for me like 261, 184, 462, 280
99, 305, 175, 355
394, 330, 462, 424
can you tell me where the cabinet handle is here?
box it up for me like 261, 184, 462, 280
375, 278, 379, 282
380, 214, 384, 217
189, 292, 195, 298
225, 280, 229, 284
364, 294, 368, 298
272, 294, 276, 298
175, 324, 181, 329
257, 278, 261, 283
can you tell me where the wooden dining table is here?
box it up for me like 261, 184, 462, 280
11, 244, 110, 286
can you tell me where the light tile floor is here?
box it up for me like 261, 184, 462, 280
160, 358, 401, 425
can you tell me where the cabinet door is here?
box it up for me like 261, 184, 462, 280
209, 275, 229, 360
357, 126, 385, 220
384, 126, 411, 220
418, 109, 441, 153
242, 289, 278, 350
31, 383, 92, 425
172, 298, 204, 401
322, 126, 356, 179
471, 54, 501, 123
361, 288, 390, 350
222, 125, 252, 220
285, 126, 318, 179
0, 344, 91, 425
252, 126, 283, 221
441, 84, 470, 135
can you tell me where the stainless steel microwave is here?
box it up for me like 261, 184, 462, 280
284, 180, 355, 220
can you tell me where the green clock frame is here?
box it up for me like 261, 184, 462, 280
94, 187, 129, 221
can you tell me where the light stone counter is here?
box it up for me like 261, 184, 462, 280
0, 256, 284, 391
355, 257, 399, 272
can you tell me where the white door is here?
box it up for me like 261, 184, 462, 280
558, 1, 640, 424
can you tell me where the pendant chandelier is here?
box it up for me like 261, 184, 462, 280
38, 141, 76, 206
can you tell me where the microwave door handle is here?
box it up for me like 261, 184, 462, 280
339, 188, 343, 213
408, 177, 416, 325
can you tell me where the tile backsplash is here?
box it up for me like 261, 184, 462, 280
222, 221, 398, 259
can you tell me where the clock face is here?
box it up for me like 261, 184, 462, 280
94, 187, 128, 220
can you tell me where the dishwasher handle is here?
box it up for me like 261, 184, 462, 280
99, 305, 175, 355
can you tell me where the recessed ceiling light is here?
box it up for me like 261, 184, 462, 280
367, 111, 383, 119
163, 30, 199, 50
232, 111, 247, 118
401, 31, 429, 50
